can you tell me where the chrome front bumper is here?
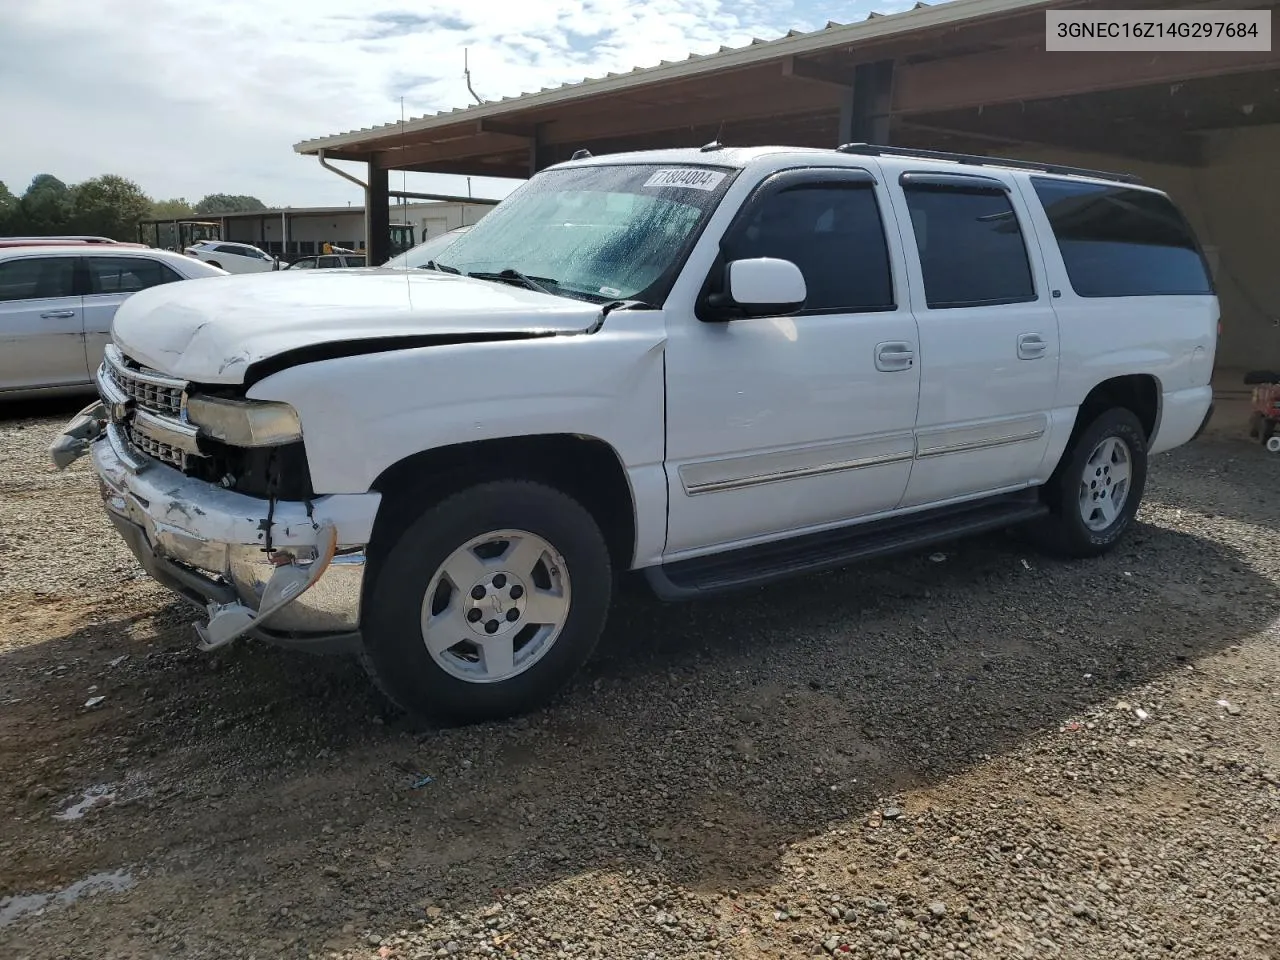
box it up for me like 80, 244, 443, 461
51, 402, 381, 653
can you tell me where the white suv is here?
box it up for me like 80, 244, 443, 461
183, 240, 277, 274
52, 144, 1217, 724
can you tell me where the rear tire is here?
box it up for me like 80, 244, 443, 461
1030, 407, 1148, 559
359, 480, 612, 725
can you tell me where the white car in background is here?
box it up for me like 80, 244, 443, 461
0, 244, 226, 399
183, 240, 278, 274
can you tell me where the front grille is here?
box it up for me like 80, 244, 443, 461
104, 350, 186, 417
98, 345, 308, 498
125, 422, 187, 471
101, 345, 196, 471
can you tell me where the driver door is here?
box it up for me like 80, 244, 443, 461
662, 165, 923, 557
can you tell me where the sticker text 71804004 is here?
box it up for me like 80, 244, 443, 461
642, 168, 727, 191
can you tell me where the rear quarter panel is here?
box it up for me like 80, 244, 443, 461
1012, 175, 1218, 464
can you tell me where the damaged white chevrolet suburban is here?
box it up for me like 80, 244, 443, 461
51, 144, 1218, 724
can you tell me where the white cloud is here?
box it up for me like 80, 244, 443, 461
0, 0, 910, 207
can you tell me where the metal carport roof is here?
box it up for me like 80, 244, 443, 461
294, 0, 1279, 180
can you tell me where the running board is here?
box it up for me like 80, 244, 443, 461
645, 490, 1047, 600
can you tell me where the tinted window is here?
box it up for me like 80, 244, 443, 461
0, 256, 76, 302
721, 182, 894, 313
1031, 178, 1212, 297
318, 256, 342, 268
88, 257, 183, 294
290, 258, 315, 269
903, 185, 1035, 309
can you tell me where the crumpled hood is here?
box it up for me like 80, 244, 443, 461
111, 268, 603, 384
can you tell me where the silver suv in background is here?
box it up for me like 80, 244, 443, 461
0, 244, 225, 399
283, 253, 367, 270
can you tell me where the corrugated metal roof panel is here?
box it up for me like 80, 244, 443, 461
295, 0, 1054, 154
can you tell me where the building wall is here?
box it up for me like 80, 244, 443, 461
392, 200, 491, 240
226, 212, 365, 251
1002, 133, 1280, 373
1196, 125, 1280, 372
223, 201, 494, 257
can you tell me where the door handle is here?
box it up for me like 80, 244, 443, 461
875, 341, 915, 372
40, 310, 77, 319
1017, 333, 1047, 359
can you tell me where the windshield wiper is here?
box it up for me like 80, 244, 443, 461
422, 260, 460, 274
466, 268, 558, 296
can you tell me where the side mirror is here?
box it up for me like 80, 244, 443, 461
705, 257, 806, 319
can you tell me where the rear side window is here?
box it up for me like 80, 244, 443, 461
88, 257, 184, 294
720, 181, 895, 314
902, 184, 1036, 309
0, 256, 76, 302
1031, 178, 1212, 297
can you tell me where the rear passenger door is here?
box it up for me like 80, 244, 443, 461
0, 254, 86, 392
886, 170, 1061, 508
82, 256, 186, 374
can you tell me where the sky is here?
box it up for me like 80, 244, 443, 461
0, 0, 920, 209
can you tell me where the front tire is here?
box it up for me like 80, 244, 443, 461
359, 481, 612, 724
1031, 407, 1148, 559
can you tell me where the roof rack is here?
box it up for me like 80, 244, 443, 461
835, 143, 1143, 185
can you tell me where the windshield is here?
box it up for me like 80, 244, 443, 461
383, 228, 470, 269
433, 163, 737, 303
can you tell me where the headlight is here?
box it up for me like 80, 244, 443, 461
186, 396, 302, 447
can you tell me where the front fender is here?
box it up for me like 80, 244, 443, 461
246, 319, 670, 564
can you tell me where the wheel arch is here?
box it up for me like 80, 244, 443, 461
364, 433, 639, 598
1071, 373, 1161, 448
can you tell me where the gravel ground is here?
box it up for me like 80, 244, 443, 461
1, 397, 1277, 960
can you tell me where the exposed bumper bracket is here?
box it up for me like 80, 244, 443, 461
194, 521, 340, 651
49, 401, 108, 470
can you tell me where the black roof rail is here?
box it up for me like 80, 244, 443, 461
835, 142, 1144, 185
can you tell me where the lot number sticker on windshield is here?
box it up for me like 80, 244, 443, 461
643, 168, 726, 191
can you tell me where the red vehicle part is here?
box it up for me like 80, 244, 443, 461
1244, 369, 1280, 448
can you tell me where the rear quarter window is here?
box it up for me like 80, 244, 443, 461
1030, 177, 1213, 298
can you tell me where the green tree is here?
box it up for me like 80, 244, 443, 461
18, 174, 74, 235
69, 174, 154, 241
150, 197, 196, 219
0, 181, 16, 233
195, 193, 266, 215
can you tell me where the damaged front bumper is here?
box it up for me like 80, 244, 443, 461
50, 401, 380, 654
